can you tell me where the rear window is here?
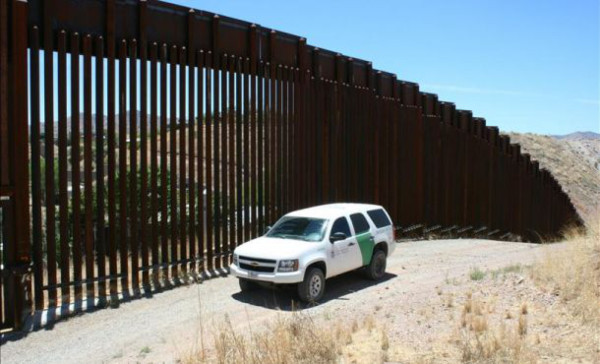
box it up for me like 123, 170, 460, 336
367, 209, 392, 228
350, 213, 370, 235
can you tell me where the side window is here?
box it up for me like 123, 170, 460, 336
350, 213, 370, 235
367, 209, 392, 228
330, 217, 351, 237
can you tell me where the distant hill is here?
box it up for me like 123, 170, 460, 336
552, 131, 600, 140
508, 132, 600, 226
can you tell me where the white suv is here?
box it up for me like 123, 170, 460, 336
231, 203, 396, 302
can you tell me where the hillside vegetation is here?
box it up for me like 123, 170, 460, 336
507, 132, 600, 227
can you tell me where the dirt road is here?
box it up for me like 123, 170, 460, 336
0, 239, 562, 364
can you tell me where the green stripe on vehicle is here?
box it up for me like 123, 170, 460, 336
356, 232, 373, 265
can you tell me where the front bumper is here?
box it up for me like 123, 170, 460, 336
230, 264, 304, 284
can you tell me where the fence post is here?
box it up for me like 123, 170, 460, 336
1, 0, 32, 330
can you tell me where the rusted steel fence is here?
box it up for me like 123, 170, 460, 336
0, 0, 580, 330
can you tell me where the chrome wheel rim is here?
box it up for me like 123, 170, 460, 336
309, 274, 322, 299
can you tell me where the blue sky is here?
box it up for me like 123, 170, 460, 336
169, 0, 598, 135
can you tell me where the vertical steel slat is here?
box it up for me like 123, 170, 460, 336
106, 0, 117, 300
196, 50, 205, 272
268, 32, 277, 222
212, 16, 221, 268
130, 39, 139, 290
279, 66, 286, 205
169, 45, 179, 279
372, 77, 380, 204
212, 51, 221, 270
274, 66, 282, 212
265, 60, 273, 225
243, 58, 251, 242
43, 4, 57, 307
256, 60, 264, 234
217, 54, 229, 267
83, 34, 95, 300
118, 39, 129, 292
187, 16, 196, 275
292, 67, 299, 207
249, 64, 257, 238
220, 54, 228, 263
159, 44, 168, 281
179, 46, 187, 274
235, 57, 243, 246
70, 32, 83, 302
319, 77, 326, 204
3, 0, 30, 327
57, 30, 70, 303
314, 73, 322, 204
393, 97, 401, 223
415, 94, 424, 224
139, 1, 149, 288
204, 51, 213, 271
227, 55, 236, 252
347, 84, 355, 203
30, 25, 44, 310
281, 67, 289, 210
289, 67, 297, 210
249, 26, 258, 238
0, 8, 5, 305
95, 35, 106, 300
150, 43, 159, 282
309, 54, 317, 205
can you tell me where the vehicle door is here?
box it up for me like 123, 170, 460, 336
350, 212, 375, 267
327, 216, 362, 276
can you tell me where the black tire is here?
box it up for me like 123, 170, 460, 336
365, 249, 387, 280
239, 278, 258, 291
297, 267, 325, 302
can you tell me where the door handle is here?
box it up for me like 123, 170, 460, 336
369, 236, 375, 241
348, 242, 356, 246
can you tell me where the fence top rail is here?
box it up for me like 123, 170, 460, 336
27, 0, 411, 94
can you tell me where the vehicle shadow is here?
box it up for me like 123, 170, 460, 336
230, 271, 397, 311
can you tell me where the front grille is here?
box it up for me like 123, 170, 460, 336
239, 256, 276, 264
239, 263, 275, 273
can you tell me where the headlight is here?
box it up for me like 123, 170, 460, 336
278, 259, 299, 272
233, 254, 239, 266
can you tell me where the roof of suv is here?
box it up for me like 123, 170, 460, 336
286, 203, 384, 219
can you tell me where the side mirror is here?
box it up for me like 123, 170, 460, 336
264, 226, 272, 235
329, 232, 347, 243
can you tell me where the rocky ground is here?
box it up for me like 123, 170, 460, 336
4, 238, 597, 364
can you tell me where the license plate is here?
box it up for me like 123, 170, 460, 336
248, 271, 258, 278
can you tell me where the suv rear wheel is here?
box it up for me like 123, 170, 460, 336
365, 249, 387, 280
297, 267, 325, 302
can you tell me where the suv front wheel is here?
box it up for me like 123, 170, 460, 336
297, 267, 325, 302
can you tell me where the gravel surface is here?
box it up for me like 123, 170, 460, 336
0, 239, 563, 364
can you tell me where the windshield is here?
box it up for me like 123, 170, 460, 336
266, 216, 328, 242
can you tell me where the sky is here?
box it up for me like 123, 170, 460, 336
168, 0, 599, 135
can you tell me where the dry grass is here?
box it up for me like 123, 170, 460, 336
458, 295, 536, 364
455, 222, 600, 363
178, 310, 401, 364
209, 313, 340, 364
531, 222, 600, 326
